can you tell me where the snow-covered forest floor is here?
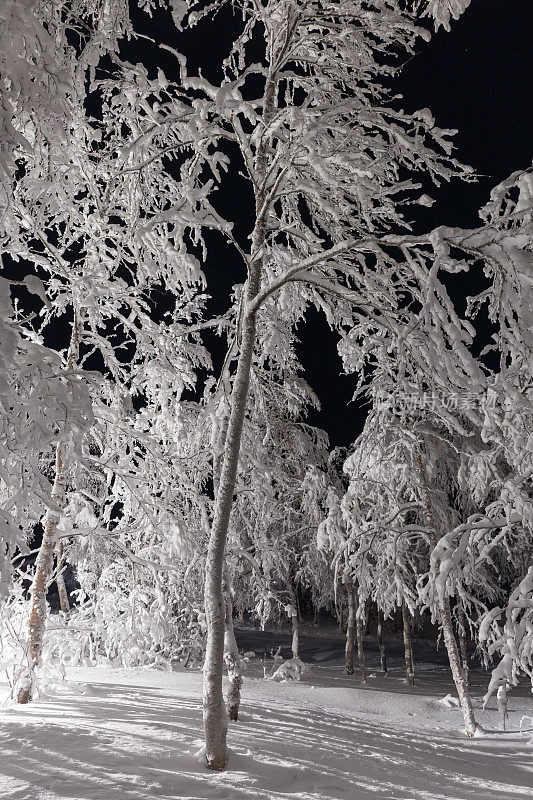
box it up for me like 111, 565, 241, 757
1, 627, 531, 800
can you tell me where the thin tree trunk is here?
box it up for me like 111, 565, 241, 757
223, 577, 242, 722
214, 413, 244, 720
203, 320, 255, 767
17, 446, 66, 703
456, 604, 469, 686
497, 682, 508, 731
288, 579, 300, 659
440, 593, 476, 734
344, 573, 355, 675
377, 609, 387, 675
202, 253, 259, 769
415, 452, 477, 736
55, 539, 70, 615
202, 74, 276, 770
17, 315, 78, 704
356, 591, 366, 683
402, 602, 415, 686
337, 601, 345, 634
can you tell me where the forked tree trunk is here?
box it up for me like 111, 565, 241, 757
344, 573, 356, 675
223, 579, 242, 722
17, 316, 78, 704
456, 604, 469, 686
55, 539, 70, 615
415, 452, 477, 736
202, 75, 275, 770
377, 609, 387, 675
402, 602, 415, 686
356, 592, 366, 683
203, 273, 260, 769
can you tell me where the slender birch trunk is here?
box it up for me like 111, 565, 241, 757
415, 452, 477, 736
356, 591, 366, 683
497, 682, 508, 731
204, 113, 280, 773
212, 408, 244, 720
344, 573, 356, 675
223, 578, 242, 721
55, 539, 70, 615
402, 601, 415, 686
377, 609, 387, 675
203, 70, 277, 768
288, 579, 300, 659
203, 301, 259, 767
456, 603, 469, 686
337, 599, 345, 633
17, 316, 78, 704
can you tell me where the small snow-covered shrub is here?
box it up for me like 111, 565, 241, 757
0, 580, 68, 699
50, 557, 208, 669
0, 582, 31, 698
271, 656, 313, 682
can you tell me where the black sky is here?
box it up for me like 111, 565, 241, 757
63, 2, 533, 449
297, 0, 532, 447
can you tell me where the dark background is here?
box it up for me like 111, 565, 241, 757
130, 0, 531, 448
13, 1, 528, 453
298, 0, 533, 447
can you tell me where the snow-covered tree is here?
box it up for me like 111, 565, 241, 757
154, 0, 477, 766
1, 0, 217, 700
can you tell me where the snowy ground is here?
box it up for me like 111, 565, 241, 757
0, 628, 532, 800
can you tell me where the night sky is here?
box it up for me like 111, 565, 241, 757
297, 0, 532, 447
131, 1, 531, 449
24, 2, 533, 451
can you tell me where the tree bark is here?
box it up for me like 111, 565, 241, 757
456, 604, 469, 686
17, 446, 66, 703
202, 74, 276, 770
17, 315, 78, 704
356, 591, 366, 683
223, 578, 242, 722
344, 573, 356, 675
415, 452, 477, 736
203, 312, 256, 767
288, 579, 300, 659
402, 602, 415, 686
497, 682, 508, 731
377, 609, 387, 675
55, 539, 70, 615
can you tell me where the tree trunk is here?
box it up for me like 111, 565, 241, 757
215, 424, 244, 724
356, 592, 366, 683
203, 313, 256, 767
202, 74, 275, 770
402, 602, 415, 686
288, 579, 300, 659
337, 600, 345, 634
440, 593, 476, 734
17, 315, 78, 704
223, 578, 242, 722
344, 573, 356, 675
203, 269, 262, 768
377, 609, 387, 675
55, 539, 70, 615
415, 452, 477, 736
497, 682, 508, 731
456, 604, 469, 686
17, 445, 66, 703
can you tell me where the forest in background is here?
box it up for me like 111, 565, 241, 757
0, 0, 531, 771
